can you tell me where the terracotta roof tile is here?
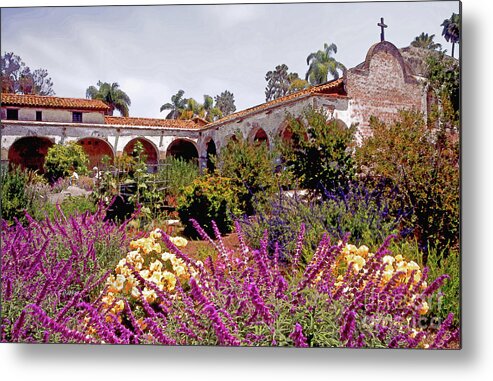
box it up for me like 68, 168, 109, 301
1, 93, 110, 111
207, 78, 346, 128
104, 116, 201, 129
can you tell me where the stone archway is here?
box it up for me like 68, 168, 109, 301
166, 139, 199, 162
8, 136, 54, 174
251, 128, 269, 147
205, 138, 216, 173
123, 138, 159, 172
78, 137, 114, 170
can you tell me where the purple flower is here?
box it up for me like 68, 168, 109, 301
289, 323, 309, 347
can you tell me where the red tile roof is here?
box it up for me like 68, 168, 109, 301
104, 116, 201, 129
1, 93, 110, 111
207, 78, 346, 128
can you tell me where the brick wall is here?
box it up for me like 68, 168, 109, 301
345, 41, 426, 139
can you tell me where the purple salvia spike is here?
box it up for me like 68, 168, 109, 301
291, 223, 306, 272
289, 322, 309, 347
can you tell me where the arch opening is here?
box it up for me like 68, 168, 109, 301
123, 138, 159, 172
78, 137, 114, 170
252, 128, 269, 147
8, 137, 54, 174
205, 139, 216, 173
166, 139, 199, 163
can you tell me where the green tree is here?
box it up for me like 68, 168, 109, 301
86, 81, 131, 117
0, 166, 29, 223
426, 51, 460, 116
264, 64, 309, 101
441, 13, 460, 58
305, 43, 346, 85
180, 97, 203, 120
356, 110, 459, 256
215, 134, 281, 215
44, 142, 89, 182
160, 89, 188, 119
265, 64, 290, 101
202, 94, 223, 122
177, 176, 241, 238
214, 90, 236, 116
283, 107, 356, 194
411, 33, 442, 50
288, 73, 309, 93
1, 52, 55, 95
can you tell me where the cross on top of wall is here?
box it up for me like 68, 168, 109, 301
378, 17, 388, 42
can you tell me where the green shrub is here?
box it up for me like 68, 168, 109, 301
282, 106, 356, 194
45, 141, 89, 182
356, 110, 459, 255
1, 166, 30, 223
177, 175, 241, 238
157, 156, 200, 198
390, 240, 460, 327
215, 134, 284, 215
240, 184, 401, 265
40, 196, 97, 221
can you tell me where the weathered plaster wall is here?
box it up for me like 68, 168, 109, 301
1, 107, 105, 124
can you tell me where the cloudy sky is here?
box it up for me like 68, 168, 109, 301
1, 1, 459, 118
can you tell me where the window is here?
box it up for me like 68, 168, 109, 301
36, 111, 42, 121
6, 109, 19, 120
72, 112, 82, 123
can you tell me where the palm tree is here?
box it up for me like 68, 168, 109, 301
411, 33, 442, 51
305, 43, 346, 85
86, 81, 131, 117
202, 94, 222, 122
179, 97, 203, 120
160, 90, 188, 119
441, 13, 460, 58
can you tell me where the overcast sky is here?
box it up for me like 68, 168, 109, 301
1, 1, 459, 118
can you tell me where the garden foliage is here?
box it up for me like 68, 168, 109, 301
177, 175, 241, 238
2, 219, 458, 347
215, 134, 283, 215
1, 207, 128, 342
239, 182, 405, 264
282, 107, 356, 194
0, 166, 30, 223
44, 141, 89, 182
356, 110, 459, 255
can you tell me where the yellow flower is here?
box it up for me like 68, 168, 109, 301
382, 255, 395, 265
142, 287, 157, 304
114, 299, 125, 312
419, 301, 429, 315
161, 252, 175, 262
407, 261, 420, 272
162, 271, 177, 292
382, 270, 394, 282
131, 286, 140, 299
396, 261, 407, 272
357, 245, 369, 257
150, 271, 163, 286
150, 229, 162, 240
395, 254, 403, 262
349, 255, 366, 273
102, 292, 115, 306
347, 244, 357, 253
170, 236, 188, 247
123, 274, 137, 293
149, 259, 163, 273
139, 269, 150, 279
384, 263, 394, 273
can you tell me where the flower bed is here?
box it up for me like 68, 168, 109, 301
2, 212, 458, 347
